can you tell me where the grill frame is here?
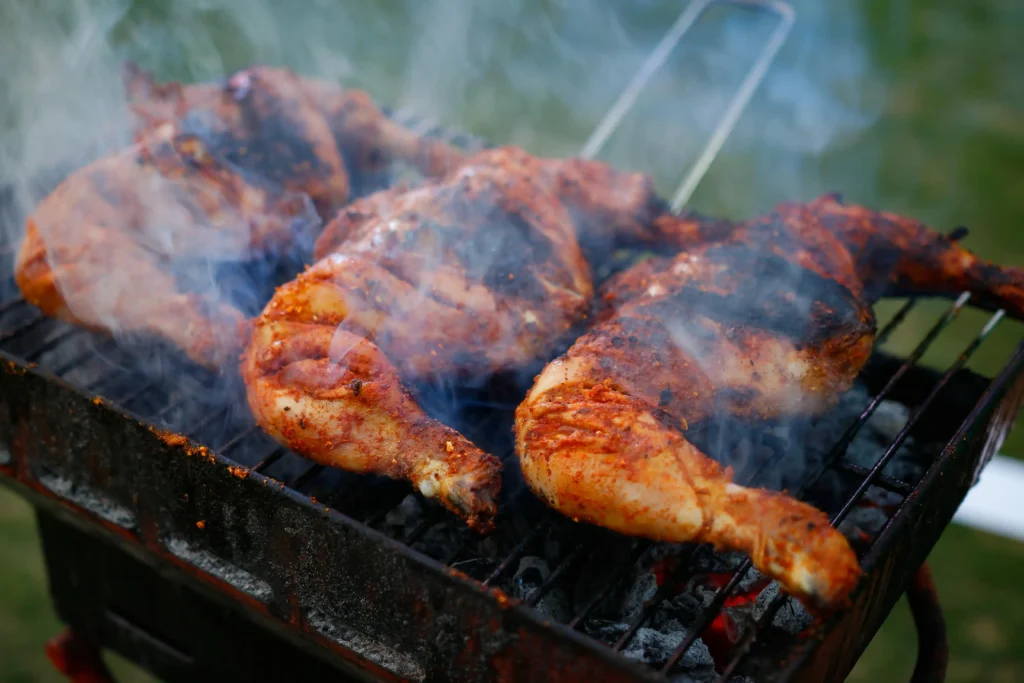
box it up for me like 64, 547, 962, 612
1, 311, 1021, 682
2, 0, 1024, 678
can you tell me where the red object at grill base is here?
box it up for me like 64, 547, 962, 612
45, 629, 115, 683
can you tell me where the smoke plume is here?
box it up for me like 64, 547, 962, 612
0, 0, 882, 468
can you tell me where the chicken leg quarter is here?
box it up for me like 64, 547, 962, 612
516, 194, 1024, 608
241, 147, 667, 531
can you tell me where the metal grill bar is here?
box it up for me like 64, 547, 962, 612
214, 425, 258, 454
186, 407, 231, 440
483, 522, 550, 587
152, 396, 191, 421
524, 543, 589, 608
0, 314, 44, 343
875, 298, 917, 346
580, 0, 795, 212
715, 308, 1007, 681
613, 546, 701, 651
22, 328, 80, 362
114, 381, 158, 406
833, 461, 913, 495
251, 448, 287, 474
835, 311, 1004, 527
48, 339, 117, 377
568, 541, 651, 630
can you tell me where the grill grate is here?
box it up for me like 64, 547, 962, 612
1, 2, 1023, 681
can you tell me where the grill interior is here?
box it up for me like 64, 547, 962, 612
0, 103, 1020, 682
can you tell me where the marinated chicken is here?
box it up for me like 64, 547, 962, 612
516, 193, 1024, 607
16, 124, 318, 369
16, 64, 463, 370
123, 63, 464, 219
241, 146, 667, 531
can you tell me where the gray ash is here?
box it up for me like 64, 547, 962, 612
36, 469, 137, 530
166, 536, 273, 603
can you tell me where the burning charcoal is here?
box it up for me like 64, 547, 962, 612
772, 597, 813, 635
738, 568, 768, 593
651, 592, 704, 632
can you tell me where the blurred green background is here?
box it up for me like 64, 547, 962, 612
1, 0, 1022, 681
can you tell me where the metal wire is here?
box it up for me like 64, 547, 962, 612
580, 0, 795, 212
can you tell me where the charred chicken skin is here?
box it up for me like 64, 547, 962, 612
241, 147, 666, 531
516, 193, 1024, 608
123, 63, 464, 219
17, 64, 463, 370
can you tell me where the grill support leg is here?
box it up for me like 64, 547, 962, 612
45, 628, 116, 683
908, 563, 948, 683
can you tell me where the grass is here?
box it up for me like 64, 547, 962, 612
1, 0, 1023, 681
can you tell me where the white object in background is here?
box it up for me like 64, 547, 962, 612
953, 454, 1024, 542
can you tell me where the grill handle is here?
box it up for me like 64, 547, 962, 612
907, 563, 948, 683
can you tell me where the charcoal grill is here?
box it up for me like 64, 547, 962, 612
2, 1, 1023, 682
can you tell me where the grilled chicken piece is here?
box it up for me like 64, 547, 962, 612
517, 194, 1024, 608
16, 124, 319, 370
17, 64, 464, 371
124, 63, 464, 219
241, 147, 662, 530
